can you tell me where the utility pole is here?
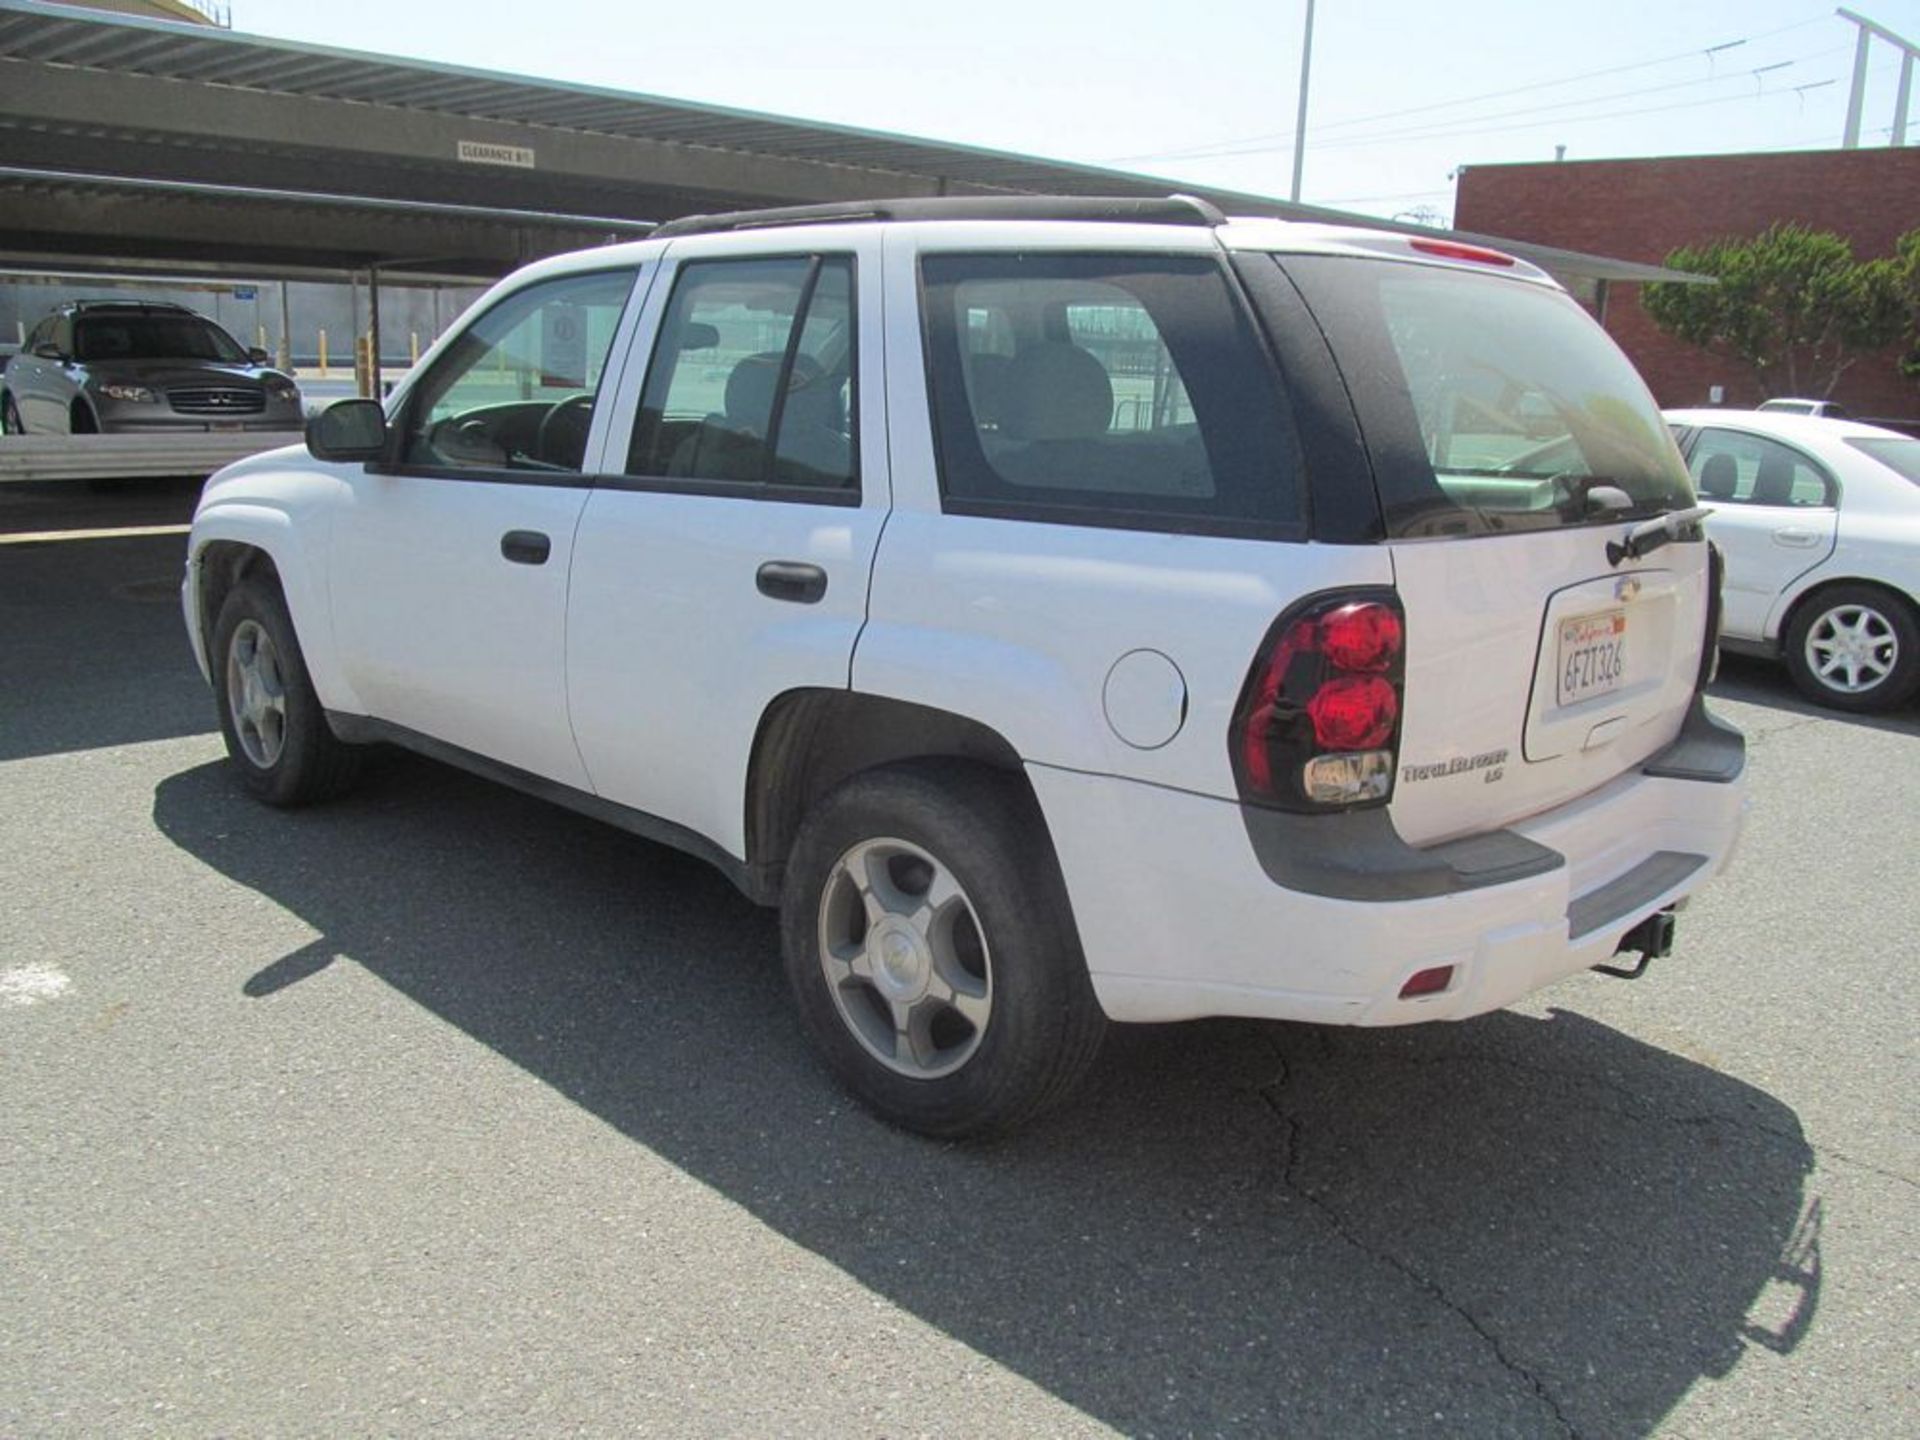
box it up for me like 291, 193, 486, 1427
1837, 7, 1920, 146
1290, 0, 1316, 202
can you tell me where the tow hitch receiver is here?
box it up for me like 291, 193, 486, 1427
1592, 908, 1677, 981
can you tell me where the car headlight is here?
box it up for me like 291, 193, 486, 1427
265, 379, 301, 403
96, 383, 158, 403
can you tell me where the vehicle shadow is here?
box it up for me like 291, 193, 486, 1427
0, 531, 214, 763
1710, 652, 1920, 735
152, 755, 1817, 1438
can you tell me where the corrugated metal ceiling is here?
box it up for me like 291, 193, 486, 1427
0, 0, 1218, 197
0, 0, 1704, 284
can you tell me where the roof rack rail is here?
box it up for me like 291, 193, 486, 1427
67, 298, 196, 313
650, 193, 1230, 240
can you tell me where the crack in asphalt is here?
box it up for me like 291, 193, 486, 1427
1732, 714, 1826, 748
1377, 1048, 1914, 1190
1254, 1036, 1582, 1440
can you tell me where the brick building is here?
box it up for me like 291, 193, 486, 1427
1455, 149, 1920, 424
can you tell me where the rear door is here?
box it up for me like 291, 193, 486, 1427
565, 229, 887, 859
1680, 424, 1839, 641
1268, 250, 1710, 847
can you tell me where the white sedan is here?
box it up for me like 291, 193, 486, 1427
1667, 408, 1920, 711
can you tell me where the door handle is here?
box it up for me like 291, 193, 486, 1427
756, 560, 828, 604
1771, 527, 1820, 548
500, 529, 551, 565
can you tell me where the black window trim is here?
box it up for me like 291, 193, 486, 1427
914, 247, 1312, 543
613, 249, 863, 508
371, 262, 643, 487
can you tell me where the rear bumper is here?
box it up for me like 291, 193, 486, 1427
1030, 708, 1747, 1026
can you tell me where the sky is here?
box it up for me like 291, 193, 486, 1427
218, 0, 1920, 224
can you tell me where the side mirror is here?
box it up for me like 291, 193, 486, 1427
681, 322, 720, 352
306, 398, 389, 463
32, 341, 65, 362
247, 346, 273, 366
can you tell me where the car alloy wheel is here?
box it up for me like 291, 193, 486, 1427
815, 836, 992, 1080
224, 617, 289, 768
1802, 601, 1899, 696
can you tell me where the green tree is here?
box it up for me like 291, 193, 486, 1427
1643, 223, 1906, 399
1895, 227, 1920, 379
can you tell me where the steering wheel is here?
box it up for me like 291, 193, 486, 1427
536, 394, 596, 468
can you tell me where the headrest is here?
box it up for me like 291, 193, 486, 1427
1751, 453, 1796, 506
1002, 343, 1113, 442
724, 352, 786, 430
1697, 452, 1738, 500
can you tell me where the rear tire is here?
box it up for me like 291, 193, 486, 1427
1782, 583, 1920, 712
781, 763, 1106, 1138
211, 577, 362, 805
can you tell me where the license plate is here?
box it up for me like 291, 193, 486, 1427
209, 421, 245, 433
1557, 608, 1627, 706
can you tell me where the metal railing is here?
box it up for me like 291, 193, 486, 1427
0, 431, 295, 483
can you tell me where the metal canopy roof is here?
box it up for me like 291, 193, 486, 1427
0, 0, 1700, 287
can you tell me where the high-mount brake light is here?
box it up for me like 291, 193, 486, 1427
1409, 237, 1518, 268
1230, 590, 1408, 813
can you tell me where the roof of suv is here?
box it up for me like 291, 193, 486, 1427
560, 194, 1557, 291
62, 299, 198, 315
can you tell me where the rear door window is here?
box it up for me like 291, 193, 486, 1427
1276, 255, 1694, 538
624, 255, 857, 496
919, 253, 1302, 536
1687, 428, 1835, 507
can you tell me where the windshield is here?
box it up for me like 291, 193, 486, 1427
1847, 436, 1920, 487
74, 315, 249, 364
1278, 255, 1695, 538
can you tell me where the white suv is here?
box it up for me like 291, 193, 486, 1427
183, 196, 1747, 1136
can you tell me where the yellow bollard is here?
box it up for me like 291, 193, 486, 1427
410, 331, 419, 366
317, 328, 329, 380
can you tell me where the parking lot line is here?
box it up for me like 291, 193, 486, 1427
0, 522, 191, 545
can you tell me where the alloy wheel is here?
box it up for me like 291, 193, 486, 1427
816, 837, 992, 1079
1804, 603, 1898, 695
225, 618, 289, 767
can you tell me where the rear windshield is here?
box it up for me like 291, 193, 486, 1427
1278, 255, 1694, 539
75, 315, 248, 364
1847, 436, 1920, 485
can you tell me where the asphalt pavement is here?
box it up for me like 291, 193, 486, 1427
1, 481, 1914, 1438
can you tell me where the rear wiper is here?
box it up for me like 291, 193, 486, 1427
1606, 505, 1712, 567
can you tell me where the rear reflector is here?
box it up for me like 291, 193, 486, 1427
1409, 237, 1518, 267
1399, 965, 1455, 998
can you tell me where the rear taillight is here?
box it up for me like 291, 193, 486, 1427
1231, 590, 1406, 812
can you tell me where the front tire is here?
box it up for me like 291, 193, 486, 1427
1782, 584, 1920, 712
781, 763, 1106, 1138
211, 578, 362, 805
0, 392, 21, 436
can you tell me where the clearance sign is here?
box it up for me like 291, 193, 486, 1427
456, 140, 536, 169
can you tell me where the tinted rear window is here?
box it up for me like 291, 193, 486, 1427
1277, 255, 1693, 539
1847, 436, 1920, 485
919, 253, 1303, 537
